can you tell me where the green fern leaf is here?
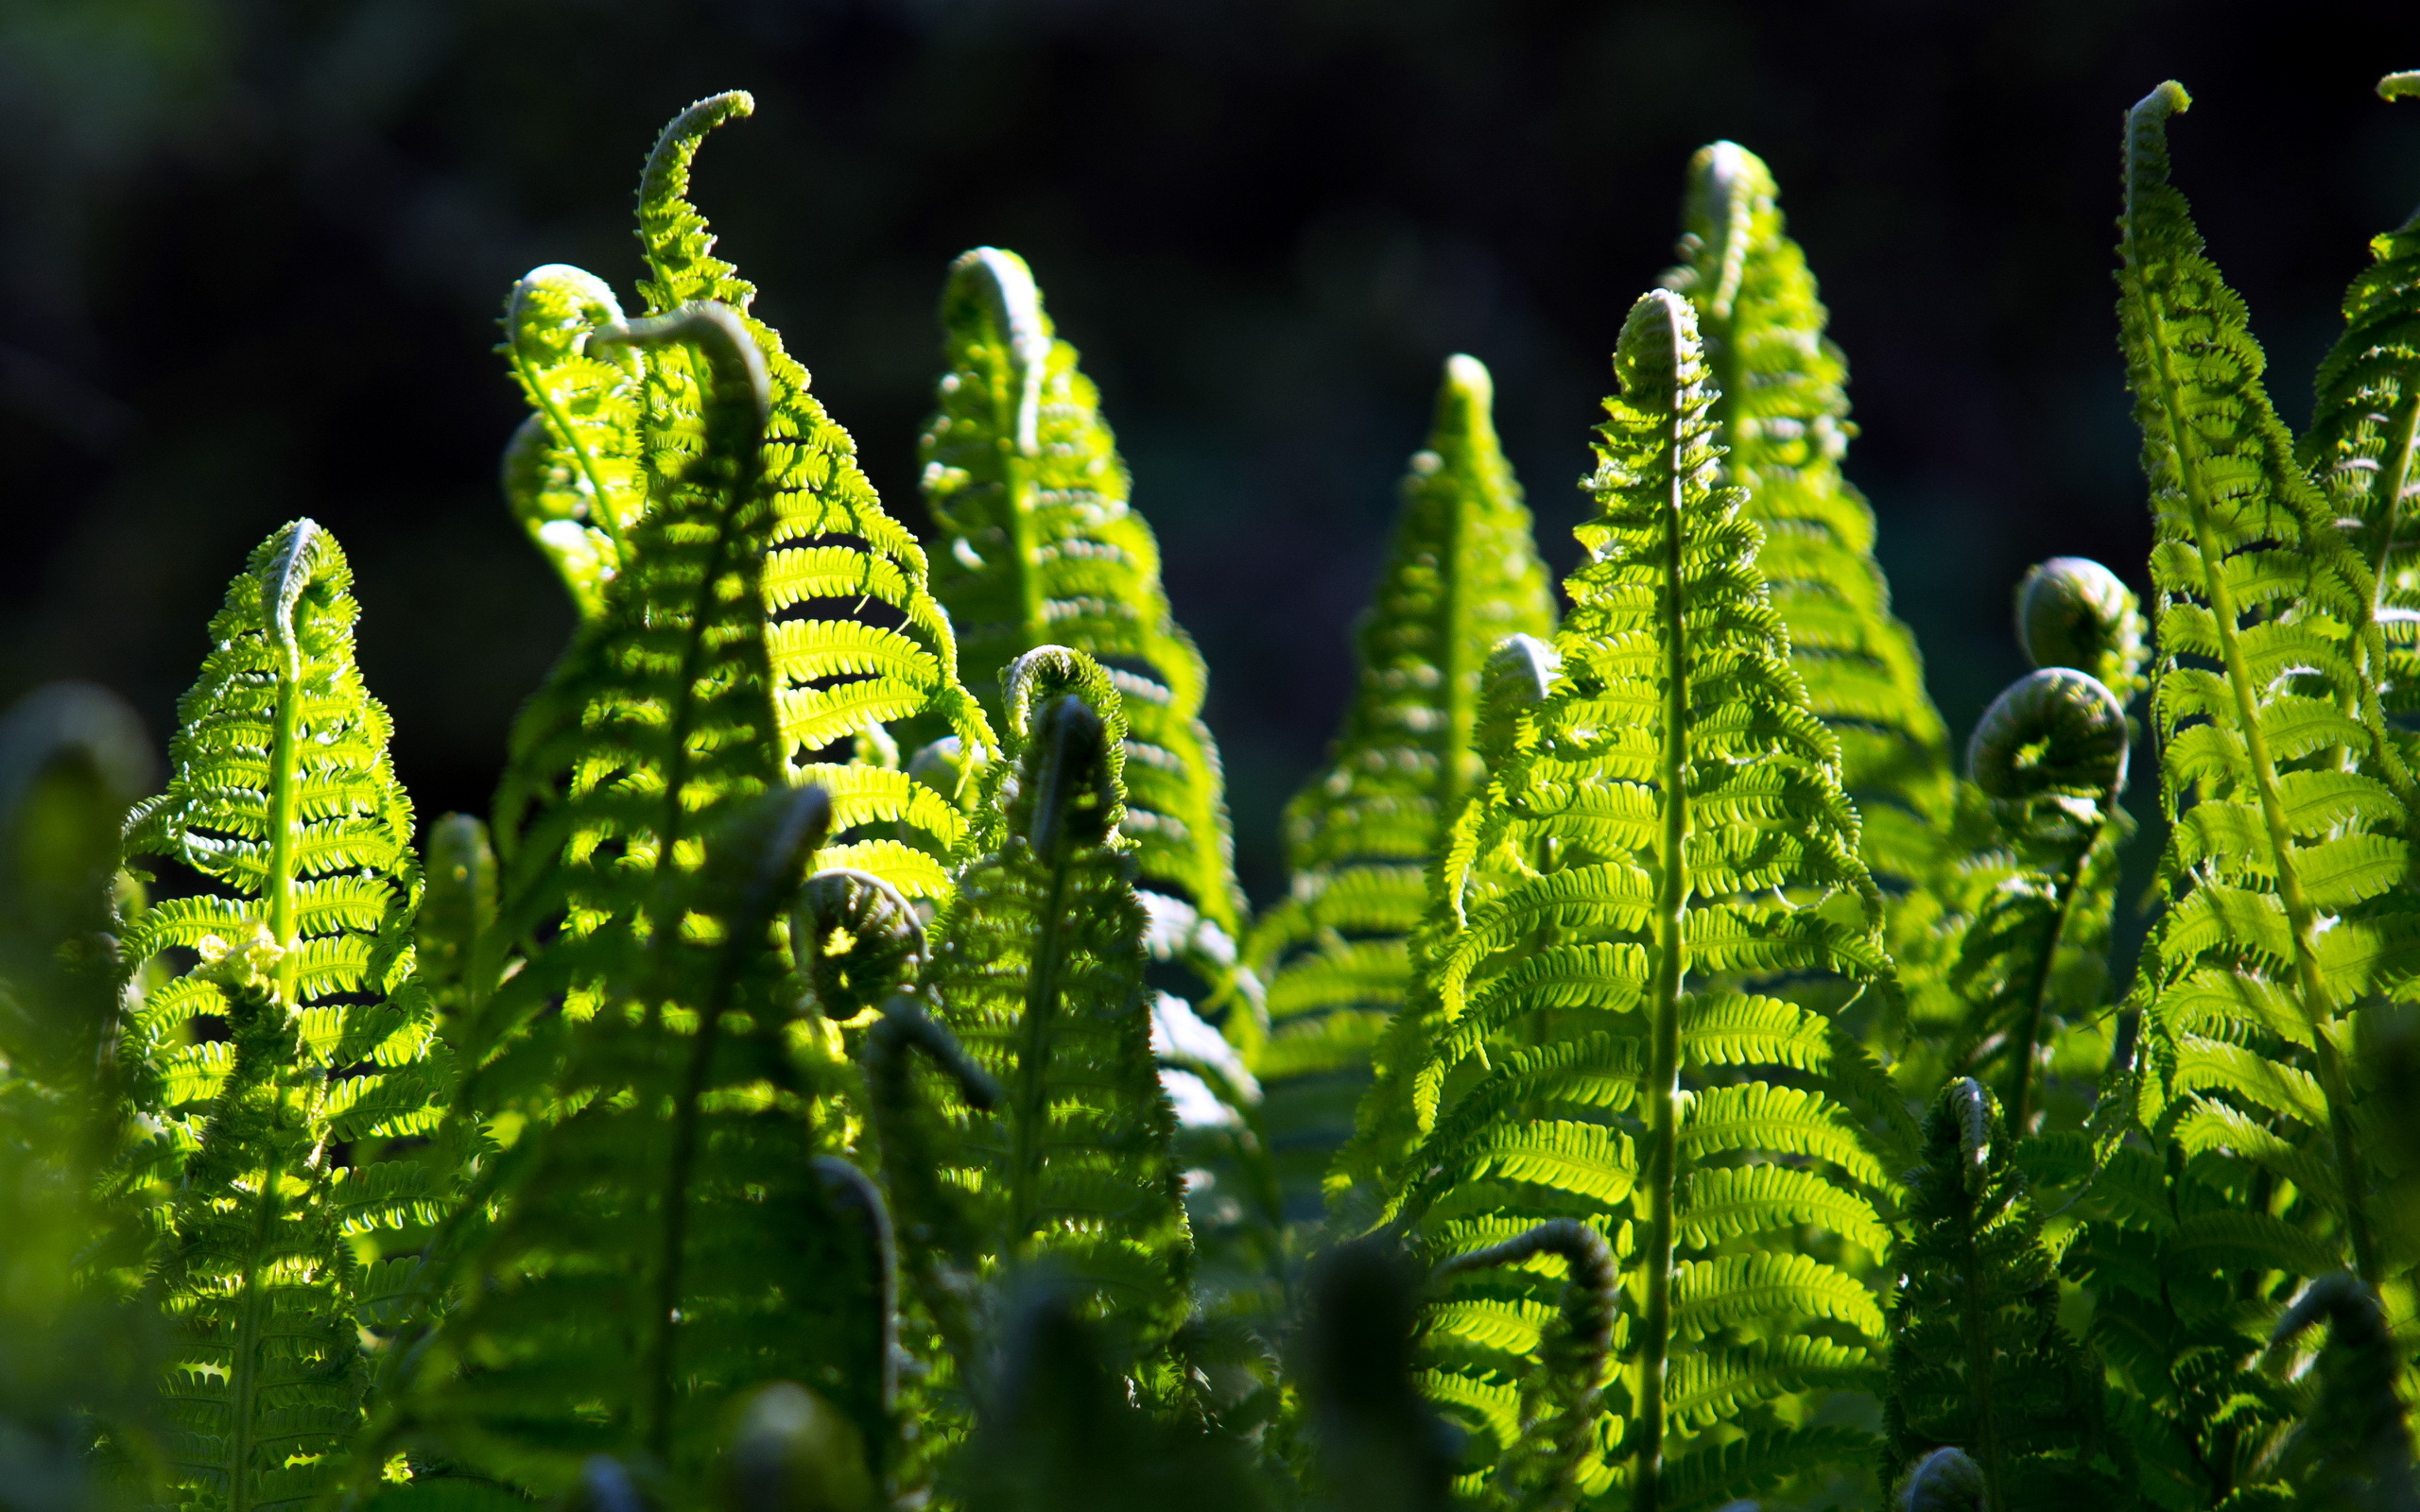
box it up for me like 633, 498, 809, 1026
920, 247, 1247, 990
111, 522, 434, 1510
2119, 80, 2410, 1290
918, 647, 1192, 1372
499, 265, 646, 618
1662, 141, 1951, 911
1235, 352, 1554, 1243
1882, 1080, 2133, 1511
2303, 75, 2420, 722
1390, 289, 1891, 1512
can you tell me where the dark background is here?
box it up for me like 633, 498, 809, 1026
7, 0, 2418, 903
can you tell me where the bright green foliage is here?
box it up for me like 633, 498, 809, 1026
499, 92, 996, 905
920, 647, 1193, 1366
112, 522, 439, 1511
2118, 80, 2411, 1293
920, 247, 1246, 980
2304, 75, 2420, 721
1947, 667, 2133, 1133
1882, 1080, 2130, 1512
1241, 354, 1553, 1233
1661, 141, 1952, 909
499, 265, 646, 618
1388, 290, 1899, 1512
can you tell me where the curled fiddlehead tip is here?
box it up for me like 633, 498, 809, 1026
2014, 556, 2146, 698
261, 519, 330, 673
416, 813, 496, 989
2132, 79, 2192, 125
592, 301, 772, 444
1478, 629, 1561, 730
1967, 667, 2130, 806
1614, 287, 1699, 407
1896, 1447, 1985, 1512
1666, 139, 1772, 318
2379, 71, 2420, 101
1028, 694, 1112, 867
1442, 351, 1493, 414
792, 867, 926, 1020
505, 263, 628, 363
718, 1381, 876, 1512
1433, 1217, 1617, 1370
944, 247, 1052, 457
640, 91, 755, 209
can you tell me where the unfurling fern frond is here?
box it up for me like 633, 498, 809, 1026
2014, 557, 2151, 710
1245, 353, 1553, 1231
500, 265, 646, 619
2304, 71, 2420, 724
112, 522, 439, 1509
1390, 290, 1895, 1512
496, 94, 994, 904
1661, 141, 1952, 906
920, 248, 1247, 1014
920, 647, 1192, 1374
1947, 666, 2133, 1132
1882, 1080, 2130, 1512
2118, 80, 2411, 1290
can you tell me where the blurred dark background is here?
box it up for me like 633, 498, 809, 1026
6, 0, 2418, 903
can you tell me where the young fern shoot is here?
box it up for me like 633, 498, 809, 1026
919, 648, 1193, 1384
920, 248, 1250, 1025
1247, 353, 1554, 1228
114, 522, 439, 1511
1390, 290, 1898, 1512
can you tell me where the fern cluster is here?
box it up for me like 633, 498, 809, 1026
3, 70, 2420, 1512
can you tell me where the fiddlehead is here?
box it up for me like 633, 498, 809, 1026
500, 264, 646, 618
2014, 557, 2150, 709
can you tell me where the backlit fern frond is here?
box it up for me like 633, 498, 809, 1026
920, 248, 1247, 993
920, 646, 1193, 1369
1389, 290, 1895, 1512
500, 266, 646, 619
1241, 353, 1553, 1244
112, 522, 440, 1510
2303, 73, 2420, 721
1882, 1080, 2131, 1511
2118, 80, 2411, 1291
1662, 141, 1952, 900
635, 94, 995, 902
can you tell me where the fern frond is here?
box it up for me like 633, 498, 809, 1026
2265, 1273, 2418, 1512
1883, 1080, 2132, 1512
112, 522, 433, 1510
1244, 353, 1553, 1232
2304, 74, 2420, 722
1662, 140, 1951, 912
499, 265, 645, 618
919, 647, 1192, 1367
2119, 80, 2410, 1290
1391, 289, 1890, 1512
920, 247, 1247, 983
618, 93, 994, 900
2015, 557, 2152, 709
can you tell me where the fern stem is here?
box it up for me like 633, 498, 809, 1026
1009, 850, 1072, 1255
1948, 1145, 2009, 1512
2001, 811, 2109, 1134
2125, 134, 2380, 1284
1634, 299, 1696, 1512
640, 977, 726, 1461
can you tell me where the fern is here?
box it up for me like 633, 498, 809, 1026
1661, 141, 1952, 918
110, 522, 437, 1511
498, 93, 996, 905
1386, 289, 1896, 1512
1242, 353, 1553, 1232
919, 246, 1248, 1016
919, 646, 1193, 1371
1947, 665, 2134, 1133
1882, 1079, 2130, 1512
2015, 557, 2152, 711
2118, 79, 2411, 1292
2266, 1273, 2418, 1512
